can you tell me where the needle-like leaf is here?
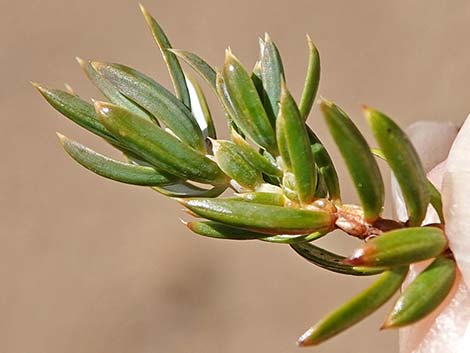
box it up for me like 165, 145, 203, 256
58, 133, 176, 186
345, 226, 447, 267
77, 58, 153, 122
383, 255, 456, 328
95, 102, 227, 185
212, 139, 263, 189
298, 267, 408, 346
92, 62, 205, 152
140, 4, 191, 107
186, 221, 270, 240
154, 182, 227, 198
307, 127, 340, 201
277, 83, 316, 204
321, 100, 384, 221
169, 49, 217, 92
186, 74, 216, 139
33, 84, 117, 143
231, 130, 283, 177
223, 50, 278, 154
291, 242, 384, 276
178, 198, 335, 235
299, 35, 320, 120
365, 107, 430, 226
260, 33, 284, 124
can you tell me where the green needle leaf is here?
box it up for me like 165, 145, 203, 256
33, 84, 117, 143
154, 182, 227, 198
212, 139, 263, 189
365, 107, 430, 226
76, 58, 154, 122
140, 4, 191, 107
372, 147, 444, 224
345, 226, 447, 268
277, 83, 316, 204
321, 100, 384, 221
178, 198, 335, 235
383, 255, 456, 328
307, 128, 340, 200
231, 129, 282, 177
428, 180, 445, 224
186, 74, 216, 139
299, 35, 320, 120
58, 133, 176, 186
291, 242, 384, 276
222, 49, 278, 154
298, 267, 408, 346
260, 33, 284, 124
92, 62, 205, 152
186, 221, 270, 240
169, 49, 217, 92
95, 101, 227, 185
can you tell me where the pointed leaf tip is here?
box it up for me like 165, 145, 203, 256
56, 132, 67, 142
75, 56, 86, 66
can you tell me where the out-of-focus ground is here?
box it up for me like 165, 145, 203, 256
1, 1, 469, 352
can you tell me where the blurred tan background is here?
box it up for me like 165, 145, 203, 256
2, 1, 470, 352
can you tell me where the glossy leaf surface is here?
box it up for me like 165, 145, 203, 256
179, 198, 334, 235
346, 226, 447, 267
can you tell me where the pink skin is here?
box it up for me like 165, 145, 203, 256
392, 121, 470, 353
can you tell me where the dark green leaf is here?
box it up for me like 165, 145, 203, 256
299, 35, 320, 120
307, 127, 341, 201
186, 221, 269, 240
365, 107, 429, 226
92, 62, 205, 152
260, 33, 284, 124
140, 5, 191, 107
76, 58, 153, 122
277, 83, 316, 204
298, 267, 408, 346
291, 242, 384, 276
169, 49, 217, 92
321, 100, 384, 221
58, 133, 176, 186
222, 50, 277, 154
383, 255, 456, 328
95, 102, 227, 185
33, 84, 117, 143
154, 182, 227, 198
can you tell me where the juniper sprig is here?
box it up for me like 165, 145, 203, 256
34, 5, 456, 347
